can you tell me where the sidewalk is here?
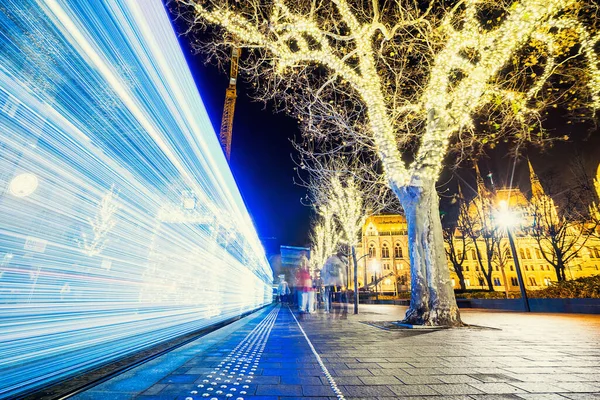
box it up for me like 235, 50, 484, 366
74, 304, 600, 399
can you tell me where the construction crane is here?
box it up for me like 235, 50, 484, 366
219, 47, 240, 161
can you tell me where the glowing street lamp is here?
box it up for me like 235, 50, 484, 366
352, 251, 371, 315
494, 200, 530, 312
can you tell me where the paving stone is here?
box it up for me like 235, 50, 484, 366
301, 385, 336, 396
516, 395, 576, 400
552, 382, 600, 392
427, 383, 485, 395
509, 382, 570, 393
435, 374, 483, 384
396, 375, 445, 385
469, 383, 527, 394
255, 384, 303, 396
357, 375, 402, 385
72, 305, 600, 400
387, 384, 440, 396
340, 385, 396, 397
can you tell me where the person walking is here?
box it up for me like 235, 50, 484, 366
296, 264, 313, 313
322, 250, 347, 315
276, 275, 290, 304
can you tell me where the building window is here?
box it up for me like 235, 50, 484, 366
457, 249, 463, 259
465, 266, 470, 272
510, 265, 514, 271
464, 279, 471, 287
471, 249, 476, 260
535, 248, 541, 259
525, 265, 529, 271
526, 249, 532, 259
529, 277, 537, 286
495, 266, 499, 271
368, 244, 376, 258
493, 277, 501, 286
383, 263, 390, 270
546, 265, 550, 271
478, 277, 485, 286
519, 248, 526, 259
475, 266, 479, 271
543, 277, 552, 286
594, 248, 600, 259
510, 277, 518, 286
394, 243, 403, 258
381, 243, 390, 259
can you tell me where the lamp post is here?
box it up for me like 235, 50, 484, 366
369, 259, 382, 301
495, 201, 530, 312
352, 251, 371, 315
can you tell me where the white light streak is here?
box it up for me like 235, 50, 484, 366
0, 0, 272, 397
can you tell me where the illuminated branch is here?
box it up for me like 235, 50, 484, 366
178, 0, 600, 326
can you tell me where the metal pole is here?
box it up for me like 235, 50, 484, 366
352, 246, 359, 314
506, 227, 530, 312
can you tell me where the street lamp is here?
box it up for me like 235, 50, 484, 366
494, 200, 530, 312
352, 250, 371, 315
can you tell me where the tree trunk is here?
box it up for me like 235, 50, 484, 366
484, 258, 494, 291
393, 180, 462, 327
454, 264, 466, 291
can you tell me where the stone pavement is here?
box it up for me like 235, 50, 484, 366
73, 303, 600, 399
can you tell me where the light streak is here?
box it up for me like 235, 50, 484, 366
0, 0, 272, 397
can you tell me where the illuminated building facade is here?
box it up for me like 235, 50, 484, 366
357, 165, 600, 294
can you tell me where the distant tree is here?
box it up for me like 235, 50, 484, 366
302, 154, 396, 287
529, 167, 598, 281
443, 194, 468, 290
309, 204, 341, 273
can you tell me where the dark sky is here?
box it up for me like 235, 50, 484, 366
168, 17, 310, 255
167, 8, 600, 254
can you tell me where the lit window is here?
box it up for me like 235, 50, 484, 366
394, 243, 403, 258
529, 277, 537, 286
368, 244, 376, 258
381, 243, 390, 259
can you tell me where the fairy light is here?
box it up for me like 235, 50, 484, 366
186, 0, 600, 188
0, 0, 271, 397
309, 204, 340, 271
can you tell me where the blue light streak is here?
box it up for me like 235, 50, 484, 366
0, 0, 273, 397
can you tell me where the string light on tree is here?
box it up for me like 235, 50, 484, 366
179, 0, 600, 326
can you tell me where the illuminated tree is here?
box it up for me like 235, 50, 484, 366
176, 0, 600, 325
309, 204, 341, 272
303, 154, 396, 288
529, 168, 597, 281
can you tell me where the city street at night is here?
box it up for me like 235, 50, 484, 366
71, 304, 600, 400
2, 0, 600, 398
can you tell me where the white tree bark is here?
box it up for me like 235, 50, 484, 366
393, 180, 462, 326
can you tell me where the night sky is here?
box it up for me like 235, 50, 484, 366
169, 21, 310, 254
167, 9, 600, 255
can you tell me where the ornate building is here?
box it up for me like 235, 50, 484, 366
356, 163, 600, 294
